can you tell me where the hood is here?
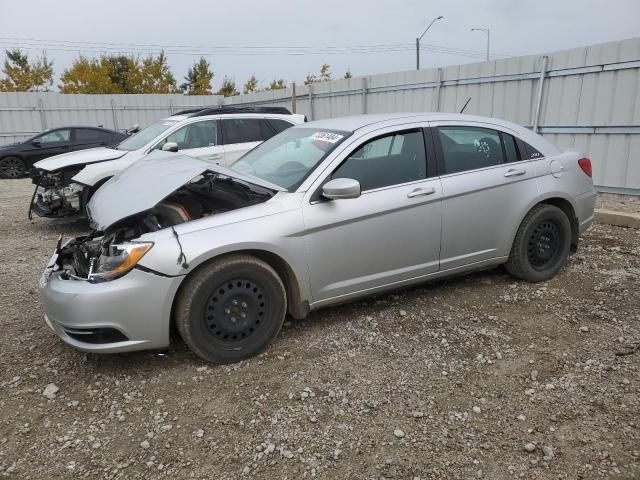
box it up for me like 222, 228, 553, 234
33, 147, 127, 171
0, 142, 19, 150
87, 151, 286, 230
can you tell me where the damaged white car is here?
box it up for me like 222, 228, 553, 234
39, 113, 596, 364
29, 106, 304, 219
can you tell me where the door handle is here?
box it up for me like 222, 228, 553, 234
504, 168, 526, 177
407, 187, 436, 198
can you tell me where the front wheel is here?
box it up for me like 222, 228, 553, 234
505, 204, 572, 282
0, 156, 26, 178
175, 254, 287, 363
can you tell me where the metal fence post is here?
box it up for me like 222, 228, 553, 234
291, 82, 297, 113
433, 68, 443, 112
308, 85, 314, 121
110, 98, 119, 130
169, 98, 174, 115
533, 56, 548, 132
38, 98, 47, 130
361, 77, 367, 114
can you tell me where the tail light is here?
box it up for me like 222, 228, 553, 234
578, 158, 592, 177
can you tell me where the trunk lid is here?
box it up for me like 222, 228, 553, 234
86, 151, 285, 230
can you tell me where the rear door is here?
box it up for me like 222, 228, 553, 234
433, 122, 538, 270
73, 128, 105, 151
302, 125, 442, 303
220, 118, 276, 166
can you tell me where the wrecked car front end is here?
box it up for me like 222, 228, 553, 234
39, 153, 281, 353
30, 167, 86, 218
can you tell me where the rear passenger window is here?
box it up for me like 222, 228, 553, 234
266, 119, 294, 134
75, 128, 102, 143
523, 142, 543, 159
332, 130, 427, 191
438, 126, 503, 174
222, 119, 264, 144
501, 133, 520, 162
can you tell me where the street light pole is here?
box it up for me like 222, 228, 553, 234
416, 15, 444, 70
471, 28, 490, 61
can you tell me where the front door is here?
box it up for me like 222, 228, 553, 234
25, 128, 73, 163
433, 123, 539, 270
164, 119, 224, 164
302, 127, 442, 303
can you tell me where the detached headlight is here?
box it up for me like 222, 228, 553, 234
90, 242, 153, 281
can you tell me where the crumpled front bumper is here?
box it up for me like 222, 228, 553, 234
39, 247, 184, 354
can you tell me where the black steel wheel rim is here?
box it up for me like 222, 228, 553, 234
0, 158, 24, 178
527, 219, 562, 270
203, 278, 267, 344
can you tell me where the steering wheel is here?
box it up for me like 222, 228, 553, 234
275, 161, 307, 175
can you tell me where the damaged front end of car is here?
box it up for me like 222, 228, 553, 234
29, 167, 86, 219
49, 164, 278, 283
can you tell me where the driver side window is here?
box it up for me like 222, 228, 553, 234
437, 126, 505, 174
332, 130, 427, 191
164, 120, 218, 150
37, 129, 71, 144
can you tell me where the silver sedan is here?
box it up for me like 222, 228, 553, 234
39, 113, 597, 363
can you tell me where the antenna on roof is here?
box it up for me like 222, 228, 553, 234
459, 97, 472, 114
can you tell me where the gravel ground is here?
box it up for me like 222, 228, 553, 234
0, 178, 639, 480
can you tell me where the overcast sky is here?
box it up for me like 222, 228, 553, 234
1, 0, 639, 91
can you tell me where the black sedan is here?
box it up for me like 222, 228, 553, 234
0, 126, 128, 178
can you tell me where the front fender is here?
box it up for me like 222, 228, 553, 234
71, 154, 141, 186
137, 207, 311, 304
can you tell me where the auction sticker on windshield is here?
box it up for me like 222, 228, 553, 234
310, 132, 344, 143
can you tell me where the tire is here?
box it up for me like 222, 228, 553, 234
505, 204, 572, 282
0, 156, 26, 178
175, 254, 287, 364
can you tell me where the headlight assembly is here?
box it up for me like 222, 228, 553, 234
90, 241, 153, 281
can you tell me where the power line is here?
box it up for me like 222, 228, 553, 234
0, 36, 512, 59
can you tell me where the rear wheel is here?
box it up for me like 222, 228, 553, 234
175, 254, 286, 363
505, 204, 572, 282
0, 156, 26, 178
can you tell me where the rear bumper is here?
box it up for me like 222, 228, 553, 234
40, 261, 184, 354
575, 189, 597, 235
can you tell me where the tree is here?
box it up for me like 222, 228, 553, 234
102, 55, 138, 92
319, 63, 332, 82
135, 52, 179, 93
304, 63, 333, 85
181, 57, 214, 95
266, 79, 287, 90
59, 56, 117, 94
344, 70, 353, 79
217, 76, 239, 97
243, 74, 259, 94
0, 49, 53, 92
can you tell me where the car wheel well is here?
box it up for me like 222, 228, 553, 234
538, 197, 578, 249
170, 250, 308, 335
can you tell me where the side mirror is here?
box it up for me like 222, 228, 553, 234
322, 178, 361, 200
162, 142, 179, 153
31, 141, 41, 147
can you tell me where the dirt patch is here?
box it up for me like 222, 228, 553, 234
0, 178, 639, 479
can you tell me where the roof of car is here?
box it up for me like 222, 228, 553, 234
299, 112, 528, 132
298, 112, 560, 156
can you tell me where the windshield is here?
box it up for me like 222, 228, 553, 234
116, 119, 178, 151
231, 128, 350, 190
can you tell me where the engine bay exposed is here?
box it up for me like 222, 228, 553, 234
30, 168, 84, 218
53, 173, 274, 280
